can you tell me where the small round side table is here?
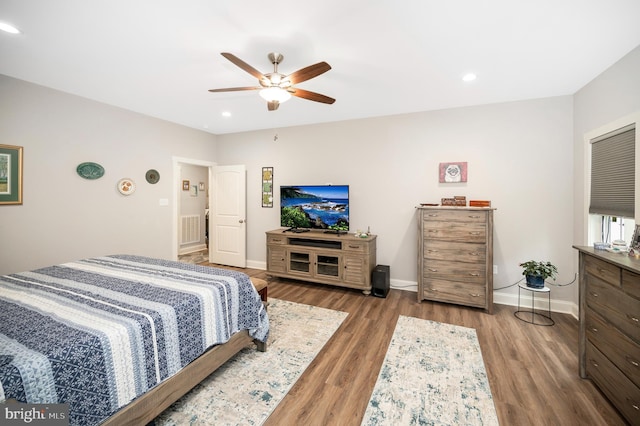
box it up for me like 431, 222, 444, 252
514, 282, 554, 326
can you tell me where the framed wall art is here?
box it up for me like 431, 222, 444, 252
262, 167, 274, 208
0, 144, 23, 205
182, 180, 190, 191
439, 162, 468, 183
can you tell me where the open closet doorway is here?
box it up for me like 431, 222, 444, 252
172, 158, 246, 267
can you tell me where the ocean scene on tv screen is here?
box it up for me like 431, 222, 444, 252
280, 185, 349, 231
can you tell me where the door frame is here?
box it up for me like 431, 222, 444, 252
172, 156, 216, 261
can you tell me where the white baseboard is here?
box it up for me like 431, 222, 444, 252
390, 279, 417, 293
248, 260, 267, 270
245, 263, 579, 319
494, 291, 578, 319
178, 244, 207, 255
393, 281, 579, 320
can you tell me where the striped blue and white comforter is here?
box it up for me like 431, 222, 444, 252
0, 255, 269, 425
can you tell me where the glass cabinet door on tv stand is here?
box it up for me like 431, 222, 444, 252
287, 250, 341, 281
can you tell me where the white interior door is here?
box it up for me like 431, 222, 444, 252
209, 165, 246, 267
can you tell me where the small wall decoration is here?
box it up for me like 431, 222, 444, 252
0, 144, 23, 205
145, 169, 160, 184
199, 182, 205, 191
77, 162, 105, 180
262, 167, 274, 208
439, 162, 468, 183
117, 178, 136, 195
182, 180, 190, 191
190, 185, 198, 197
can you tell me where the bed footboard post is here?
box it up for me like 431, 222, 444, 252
255, 339, 267, 352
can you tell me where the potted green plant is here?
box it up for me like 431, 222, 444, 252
519, 260, 558, 289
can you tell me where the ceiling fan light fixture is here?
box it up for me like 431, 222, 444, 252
259, 87, 291, 103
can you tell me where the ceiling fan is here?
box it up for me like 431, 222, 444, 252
209, 52, 335, 111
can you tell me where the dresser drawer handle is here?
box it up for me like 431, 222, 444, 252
630, 359, 639, 367
469, 252, 479, 256
348, 245, 361, 249
428, 230, 439, 233
427, 214, 439, 217
428, 268, 438, 272
429, 287, 439, 292
469, 293, 481, 297
427, 249, 438, 253
591, 327, 598, 333
589, 291, 599, 298
469, 231, 481, 235
592, 362, 599, 368
633, 404, 639, 411
629, 315, 639, 322
468, 215, 481, 218
469, 273, 480, 277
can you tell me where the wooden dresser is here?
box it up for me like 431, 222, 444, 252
574, 246, 640, 425
417, 206, 494, 313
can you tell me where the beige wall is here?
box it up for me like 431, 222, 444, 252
217, 96, 576, 311
0, 75, 217, 274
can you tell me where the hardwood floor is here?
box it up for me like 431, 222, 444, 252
212, 264, 627, 426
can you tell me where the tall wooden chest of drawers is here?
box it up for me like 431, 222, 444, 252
574, 246, 640, 425
417, 206, 494, 313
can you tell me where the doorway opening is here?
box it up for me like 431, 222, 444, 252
172, 157, 215, 262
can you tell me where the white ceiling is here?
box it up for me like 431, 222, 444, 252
1, 0, 640, 135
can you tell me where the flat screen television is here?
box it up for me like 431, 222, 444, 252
280, 185, 349, 232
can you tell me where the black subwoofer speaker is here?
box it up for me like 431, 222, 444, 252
371, 265, 390, 298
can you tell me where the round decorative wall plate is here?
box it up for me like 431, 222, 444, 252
76, 162, 105, 180
145, 169, 160, 184
117, 178, 136, 195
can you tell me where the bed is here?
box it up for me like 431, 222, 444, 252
0, 254, 269, 425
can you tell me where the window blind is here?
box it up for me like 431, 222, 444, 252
589, 125, 635, 218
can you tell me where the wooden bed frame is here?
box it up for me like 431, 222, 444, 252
102, 277, 269, 425
102, 332, 266, 425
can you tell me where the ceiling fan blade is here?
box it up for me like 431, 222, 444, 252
267, 101, 280, 111
221, 52, 265, 80
290, 88, 335, 104
286, 62, 331, 85
208, 86, 261, 93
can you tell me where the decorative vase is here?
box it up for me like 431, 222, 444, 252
525, 274, 545, 289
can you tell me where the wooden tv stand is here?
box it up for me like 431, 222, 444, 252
266, 229, 377, 294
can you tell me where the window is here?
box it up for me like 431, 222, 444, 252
589, 125, 635, 218
586, 118, 637, 246
589, 215, 635, 245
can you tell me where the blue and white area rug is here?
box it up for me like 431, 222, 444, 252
362, 316, 499, 426
155, 299, 348, 425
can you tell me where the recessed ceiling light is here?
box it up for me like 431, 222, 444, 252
462, 73, 477, 82
0, 22, 21, 34
221, 111, 231, 118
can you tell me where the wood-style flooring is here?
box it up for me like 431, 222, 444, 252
207, 264, 627, 426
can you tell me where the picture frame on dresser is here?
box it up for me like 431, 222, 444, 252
631, 224, 640, 249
